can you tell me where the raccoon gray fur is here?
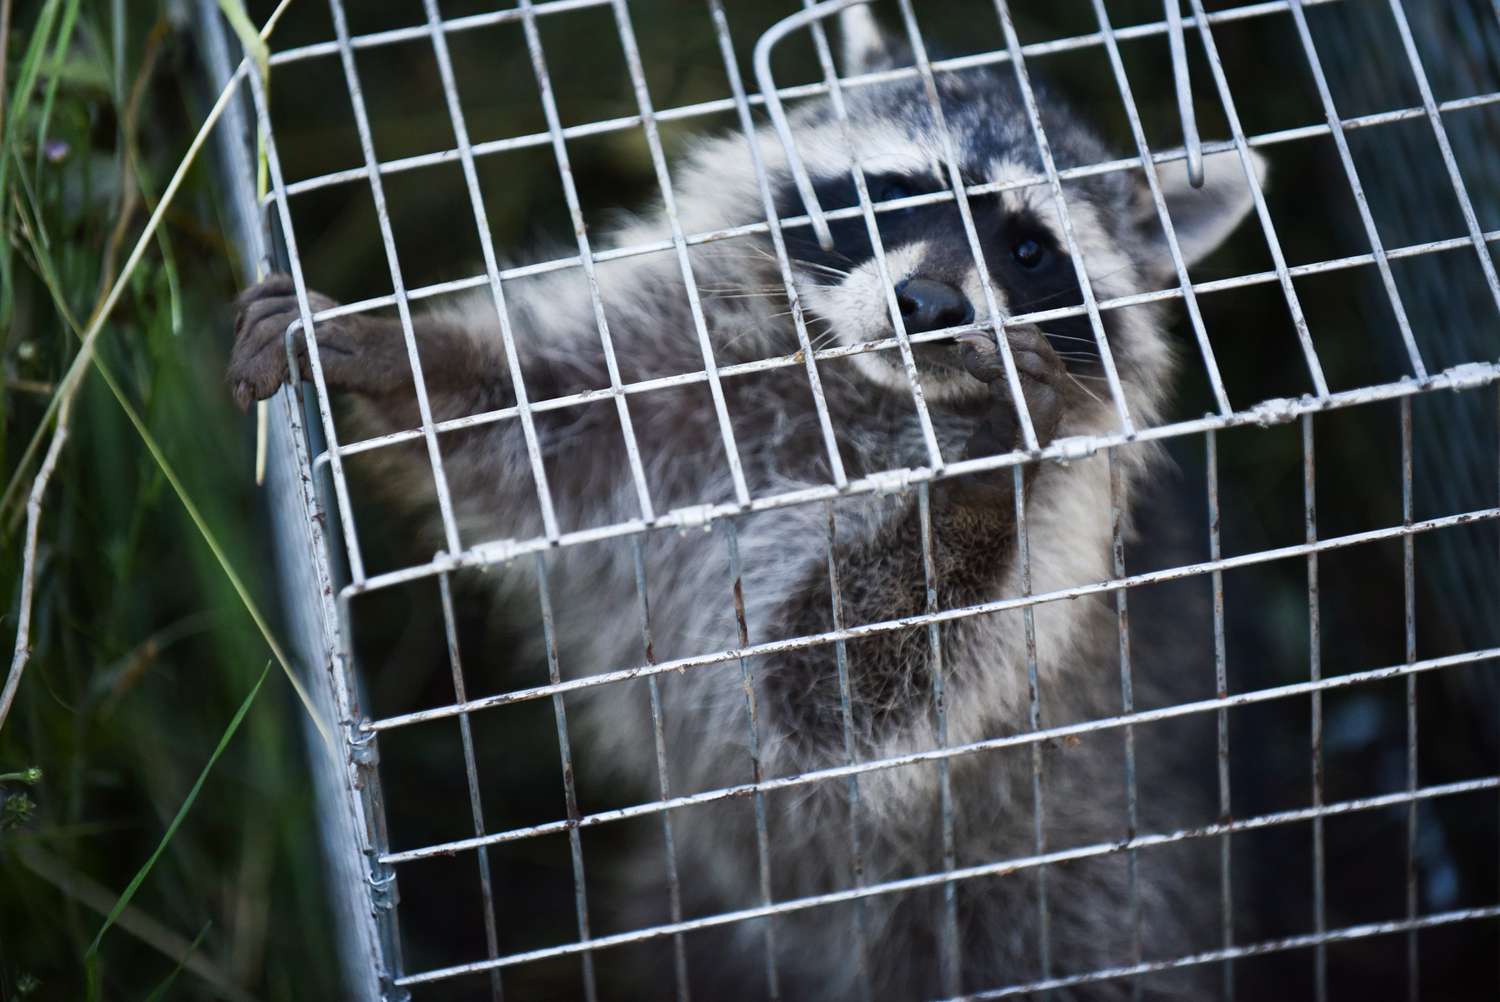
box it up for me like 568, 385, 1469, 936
229, 8, 1266, 999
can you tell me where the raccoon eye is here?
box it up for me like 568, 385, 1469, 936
1012, 237, 1046, 269
870, 175, 916, 207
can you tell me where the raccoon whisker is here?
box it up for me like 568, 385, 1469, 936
717, 326, 776, 352
701, 291, 790, 301
790, 259, 852, 279
785, 241, 858, 268
734, 245, 824, 277
1039, 332, 1102, 346
710, 248, 852, 283
803, 323, 839, 349
1066, 373, 1109, 407
696, 250, 799, 273
768, 310, 825, 326
698, 282, 789, 293
1008, 260, 1137, 312
695, 250, 772, 263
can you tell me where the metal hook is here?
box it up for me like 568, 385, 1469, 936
1165, 0, 1205, 187
753, 0, 875, 251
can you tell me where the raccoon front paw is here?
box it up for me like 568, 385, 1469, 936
959, 326, 1068, 458
227, 274, 342, 412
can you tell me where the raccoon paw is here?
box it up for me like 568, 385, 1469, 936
959, 326, 1067, 457
227, 274, 343, 412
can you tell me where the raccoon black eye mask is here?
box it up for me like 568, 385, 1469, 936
229, 6, 1265, 998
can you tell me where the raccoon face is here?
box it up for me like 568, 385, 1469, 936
771, 7, 1266, 407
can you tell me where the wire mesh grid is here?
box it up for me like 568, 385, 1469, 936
201, 0, 1500, 998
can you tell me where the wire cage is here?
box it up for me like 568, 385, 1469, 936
198, 0, 1500, 998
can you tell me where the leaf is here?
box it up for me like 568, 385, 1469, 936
32, 0, 84, 178
216, 0, 270, 86
7, 184, 332, 746
0, 0, 64, 325
141, 921, 213, 1002
83, 662, 271, 1000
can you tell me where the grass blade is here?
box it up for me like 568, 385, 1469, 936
142, 921, 213, 1002
83, 660, 271, 999
30, 0, 81, 178
0, 0, 62, 325
216, 0, 268, 85
8, 178, 332, 747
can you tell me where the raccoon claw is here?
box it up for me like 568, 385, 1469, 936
960, 326, 1067, 457
226, 274, 339, 413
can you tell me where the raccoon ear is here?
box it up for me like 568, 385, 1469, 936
1144, 148, 1269, 270
839, 5, 911, 75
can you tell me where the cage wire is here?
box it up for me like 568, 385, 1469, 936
196, 0, 1500, 998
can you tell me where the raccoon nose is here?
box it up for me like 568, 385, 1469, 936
895, 278, 974, 334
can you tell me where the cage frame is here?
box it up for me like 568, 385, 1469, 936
195, 0, 1500, 999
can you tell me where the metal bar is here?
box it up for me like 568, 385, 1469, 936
243, 60, 368, 583
609, 0, 751, 507
893, 0, 1040, 451
991, 0, 1137, 434
514, 0, 657, 523
1014, 463, 1052, 980
532, 553, 598, 1001
1402, 397, 1418, 1002
270, 0, 1354, 197
334, 359, 1500, 607
1185, 0, 1330, 398
1088, 0, 1231, 416
1386, 0, 1500, 318
268, 0, 614, 66
1109, 450, 1143, 997
1303, 413, 1327, 1002
285, 93, 1500, 330
1288, 0, 1426, 380
317, 226, 1500, 470
705, 0, 847, 490
822, 503, 874, 1000
438, 571, 503, 1002
367, 505, 1500, 730
628, 539, 690, 1002
753, 0, 871, 249
380, 646, 1500, 867
325, 0, 466, 557
196, 8, 388, 996
784, 0, 947, 470
420, 0, 562, 541
957, 905, 1500, 1001
918, 483, 962, 994
393, 778, 1500, 987
721, 520, 781, 1000
1207, 428, 1233, 1001
333, 593, 408, 997
1165, 0, 1204, 188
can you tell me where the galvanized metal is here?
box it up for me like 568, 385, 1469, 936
1164, 0, 1204, 188
192, 5, 397, 999
204, 0, 1500, 996
395, 775, 1500, 988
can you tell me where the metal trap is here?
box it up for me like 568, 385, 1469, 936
196, 0, 1500, 998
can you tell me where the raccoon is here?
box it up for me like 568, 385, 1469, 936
229, 8, 1265, 999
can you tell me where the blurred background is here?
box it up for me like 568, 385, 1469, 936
2, 0, 1498, 999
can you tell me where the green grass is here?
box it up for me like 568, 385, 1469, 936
1, 2, 341, 998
